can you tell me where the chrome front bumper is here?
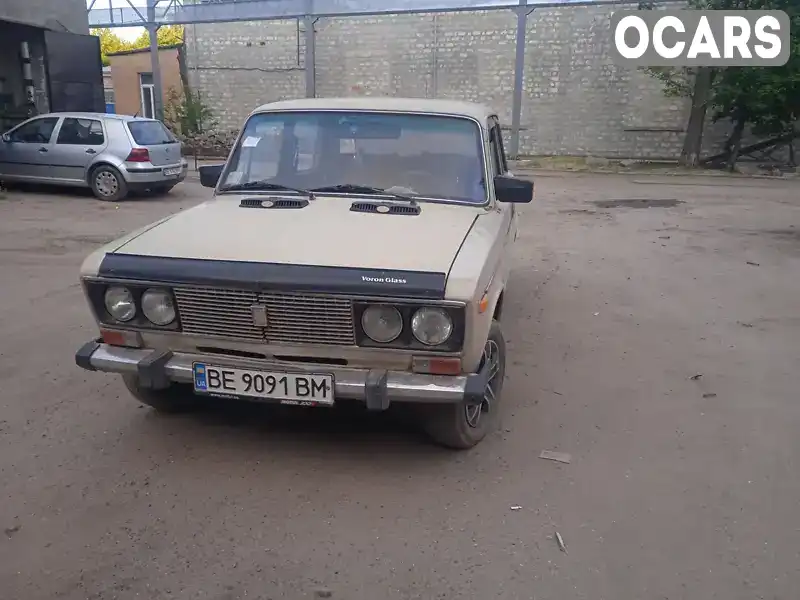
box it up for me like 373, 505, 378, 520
75, 341, 488, 410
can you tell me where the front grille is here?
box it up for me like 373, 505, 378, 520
173, 287, 356, 346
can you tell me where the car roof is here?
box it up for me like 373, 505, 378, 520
250, 97, 496, 123
39, 112, 159, 123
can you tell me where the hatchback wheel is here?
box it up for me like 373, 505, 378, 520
91, 165, 128, 202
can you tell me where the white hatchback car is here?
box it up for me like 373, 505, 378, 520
74, 97, 533, 449
0, 112, 187, 201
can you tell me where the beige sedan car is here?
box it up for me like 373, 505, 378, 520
74, 97, 533, 449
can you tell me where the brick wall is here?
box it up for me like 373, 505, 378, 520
183, 20, 306, 132
108, 47, 183, 118
183, 4, 747, 159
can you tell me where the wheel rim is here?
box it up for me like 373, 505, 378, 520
465, 338, 502, 429
95, 171, 118, 197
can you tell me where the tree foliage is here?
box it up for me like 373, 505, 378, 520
133, 25, 185, 49
92, 27, 133, 66
91, 25, 184, 66
638, 0, 800, 169
164, 87, 217, 137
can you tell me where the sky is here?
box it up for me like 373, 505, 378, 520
116, 27, 146, 41
88, 0, 146, 40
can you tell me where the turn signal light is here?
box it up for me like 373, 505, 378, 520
100, 328, 143, 348
125, 148, 151, 163
478, 292, 489, 314
412, 357, 462, 375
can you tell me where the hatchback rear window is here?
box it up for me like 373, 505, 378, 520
127, 120, 176, 145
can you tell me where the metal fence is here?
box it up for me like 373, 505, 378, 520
88, 0, 671, 157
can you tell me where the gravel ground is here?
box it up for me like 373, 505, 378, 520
0, 174, 798, 600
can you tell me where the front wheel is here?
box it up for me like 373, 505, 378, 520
422, 320, 507, 449
90, 165, 128, 202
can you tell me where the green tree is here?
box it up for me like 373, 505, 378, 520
92, 25, 184, 66
132, 25, 185, 48
709, 4, 800, 169
91, 27, 133, 66
638, 0, 800, 170
163, 87, 217, 137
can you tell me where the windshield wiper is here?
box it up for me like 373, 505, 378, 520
220, 180, 314, 198
310, 183, 417, 202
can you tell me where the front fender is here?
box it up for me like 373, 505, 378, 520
446, 209, 509, 372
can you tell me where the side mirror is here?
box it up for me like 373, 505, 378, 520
494, 174, 533, 203
1, 133, 11, 143
199, 163, 225, 188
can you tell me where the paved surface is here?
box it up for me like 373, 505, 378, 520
1, 175, 798, 600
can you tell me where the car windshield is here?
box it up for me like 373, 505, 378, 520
127, 120, 176, 145
219, 111, 487, 203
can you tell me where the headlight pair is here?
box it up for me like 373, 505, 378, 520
361, 305, 453, 346
104, 286, 176, 326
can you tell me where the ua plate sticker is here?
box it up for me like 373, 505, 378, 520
194, 363, 208, 390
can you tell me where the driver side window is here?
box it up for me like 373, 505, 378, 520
10, 117, 59, 144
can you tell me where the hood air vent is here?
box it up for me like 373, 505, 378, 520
240, 197, 309, 209
350, 201, 421, 216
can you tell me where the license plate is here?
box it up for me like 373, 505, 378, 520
192, 363, 334, 406
163, 167, 181, 176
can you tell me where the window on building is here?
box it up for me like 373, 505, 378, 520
56, 118, 105, 146
140, 73, 155, 118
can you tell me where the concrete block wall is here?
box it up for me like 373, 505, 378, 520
519, 5, 688, 158
184, 4, 761, 160
184, 20, 306, 131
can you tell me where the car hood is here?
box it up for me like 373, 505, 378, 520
110, 195, 481, 275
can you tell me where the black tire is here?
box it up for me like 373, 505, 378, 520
122, 375, 195, 413
422, 320, 507, 449
90, 165, 128, 202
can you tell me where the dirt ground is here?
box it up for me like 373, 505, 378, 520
0, 173, 798, 600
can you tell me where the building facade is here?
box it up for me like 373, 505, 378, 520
103, 66, 115, 113
107, 45, 185, 118
1, 0, 103, 130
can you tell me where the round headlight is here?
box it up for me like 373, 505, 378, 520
141, 288, 176, 326
361, 305, 403, 343
104, 286, 136, 322
411, 307, 453, 346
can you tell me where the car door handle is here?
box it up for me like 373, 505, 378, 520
85, 148, 97, 155
38, 147, 48, 153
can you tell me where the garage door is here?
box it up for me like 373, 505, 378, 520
44, 30, 105, 113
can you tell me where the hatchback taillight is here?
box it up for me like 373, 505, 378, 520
126, 148, 150, 162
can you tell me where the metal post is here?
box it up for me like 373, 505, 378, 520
147, 1, 164, 120
509, 0, 528, 159
304, 15, 316, 98
20, 41, 36, 116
